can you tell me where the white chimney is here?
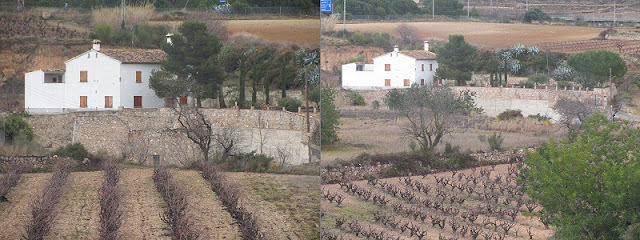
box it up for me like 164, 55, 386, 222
92, 39, 101, 51
424, 40, 429, 51
393, 45, 399, 52
166, 33, 174, 45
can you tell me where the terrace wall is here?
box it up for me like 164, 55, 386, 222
27, 108, 320, 166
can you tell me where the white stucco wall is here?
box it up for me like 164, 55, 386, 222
374, 52, 416, 88
120, 64, 164, 108
414, 60, 438, 86
342, 63, 377, 90
25, 70, 67, 113
64, 50, 121, 110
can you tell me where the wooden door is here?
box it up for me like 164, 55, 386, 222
105, 96, 113, 108
385, 79, 391, 86
179, 96, 188, 105
404, 79, 410, 86
80, 96, 87, 108
134, 96, 142, 108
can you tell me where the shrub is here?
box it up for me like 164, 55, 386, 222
497, 109, 523, 121
383, 88, 403, 110
347, 91, 366, 106
487, 132, 504, 151
99, 161, 122, 240
519, 80, 535, 88
557, 81, 573, 90
3, 115, 34, 143
24, 160, 74, 239
442, 143, 476, 169
278, 97, 302, 112
153, 167, 199, 240
52, 143, 90, 161
528, 73, 549, 84
528, 113, 551, 121
226, 151, 274, 173
371, 100, 380, 111
0, 163, 29, 202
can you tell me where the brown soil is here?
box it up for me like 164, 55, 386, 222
46, 171, 102, 239
119, 168, 171, 239
0, 172, 50, 239
226, 172, 321, 240
172, 170, 242, 239
332, 21, 602, 50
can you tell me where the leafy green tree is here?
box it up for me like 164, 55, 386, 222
248, 47, 276, 105
520, 114, 640, 239
90, 23, 114, 44
383, 88, 403, 110
321, 86, 340, 145
3, 115, 33, 143
151, 21, 223, 107
435, 35, 477, 86
275, 51, 297, 98
567, 50, 627, 87
523, 8, 551, 23
134, 23, 169, 48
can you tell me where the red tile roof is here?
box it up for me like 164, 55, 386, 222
101, 48, 166, 64
399, 50, 437, 60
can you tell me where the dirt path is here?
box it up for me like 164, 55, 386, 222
46, 171, 102, 239
119, 169, 171, 239
0, 173, 50, 239
226, 172, 321, 240
172, 170, 242, 239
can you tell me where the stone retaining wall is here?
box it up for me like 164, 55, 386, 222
28, 108, 319, 166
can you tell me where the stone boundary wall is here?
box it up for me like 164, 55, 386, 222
28, 108, 319, 166
451, 86, 610, 105
0, 156, 73, 171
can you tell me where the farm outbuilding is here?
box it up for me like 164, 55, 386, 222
341, 41, 439, 90
24, 40, 172, 113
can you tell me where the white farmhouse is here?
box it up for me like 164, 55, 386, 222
25, 40, 168, 113
342, 41, 439, 90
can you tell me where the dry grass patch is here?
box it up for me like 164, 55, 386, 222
226, 172, 321, 240
91, 5, 155, 30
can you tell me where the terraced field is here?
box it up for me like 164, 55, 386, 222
0, 167, 320, 239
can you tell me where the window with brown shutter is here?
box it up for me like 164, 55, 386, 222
105, 96, 113, 108
421, 64, 424, 71
404, 79, 410, 86
430, 64, 433, 71
80, 96, 87, 108
80, 71, 88, 82
136, 71, 142, 83
134, 96, 142, 108
385, 79, 391, 86
179, 96, 188, 105
421, 79, 425, 86
385, 64, 391, 71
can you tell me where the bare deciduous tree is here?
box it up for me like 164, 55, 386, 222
553, 96, 601, 135
395, 23, 419, 46
394, 86, 465, 151
121, 131, 151, 165
212, 127, 241, 160
173, 106, 213, 162
276, 143, 291, 168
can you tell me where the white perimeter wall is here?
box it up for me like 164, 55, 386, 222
25, 70, 67, 113
120, 64, 164, 108
64, 50, 121, 110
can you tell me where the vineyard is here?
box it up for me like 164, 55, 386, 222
0, 164, 320, 239
322, 164, 553, 240
0, 15, 86, 39
539, 39, 640, 54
